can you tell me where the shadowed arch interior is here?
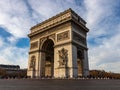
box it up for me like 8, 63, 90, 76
41, 39, 54, 77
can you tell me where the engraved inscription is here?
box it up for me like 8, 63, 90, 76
57, 31, 69, 41
30, 41, 38, 49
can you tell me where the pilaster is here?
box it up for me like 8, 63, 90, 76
83, 50, 89, 77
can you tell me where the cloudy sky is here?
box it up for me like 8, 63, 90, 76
0, 0, 120, 73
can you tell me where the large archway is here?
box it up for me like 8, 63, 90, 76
41, 39, 54, 78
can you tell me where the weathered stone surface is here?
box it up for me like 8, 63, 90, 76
27, 8, 89, 78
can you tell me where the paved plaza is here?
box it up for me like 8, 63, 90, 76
0, 79, 120, 90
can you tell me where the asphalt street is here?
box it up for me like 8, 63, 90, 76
0, 79, 119, 90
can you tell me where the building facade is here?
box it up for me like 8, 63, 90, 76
27, 8, 89, 78
0, 64, 20, 70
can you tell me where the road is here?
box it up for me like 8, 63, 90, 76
0, 79, 120, 90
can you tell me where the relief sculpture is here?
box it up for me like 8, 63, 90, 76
58, 48, 68, 67
30, 41, 38, 49
73, 32, 86, 45
29, 56, 36, 69
57, 31, 69, 41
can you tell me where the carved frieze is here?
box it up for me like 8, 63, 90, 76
30, 22, 71, 40
73, 31, 86, 45
58, 48, 68, 67
57, 31, 69, 42
30, 41, 38, 49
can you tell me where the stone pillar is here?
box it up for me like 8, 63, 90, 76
37, 52, 42, 78
39, 52, 46, 77
31, 68, 35, 78
53, 47, 59, 78
27, 54, 37, 78
83, 49, 89, 77
71, 45, 78, 78
27, 55, 31, 77
35, 52, 40, 78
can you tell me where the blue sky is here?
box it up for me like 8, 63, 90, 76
0, 0, 120, 73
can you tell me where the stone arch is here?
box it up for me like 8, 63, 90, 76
40, 39, 54, 78
40, 35, 55, 50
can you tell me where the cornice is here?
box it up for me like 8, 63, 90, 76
28, 18, 71, 37
29, 8, 89, 37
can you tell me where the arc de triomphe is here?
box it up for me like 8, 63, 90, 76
27, 8, 89, 78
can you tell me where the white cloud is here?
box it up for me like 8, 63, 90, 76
0, 37, 5, 48
0, 0, 33, 38
28, 0, 66, 21
0, 38, 28, 68
28, 0, 86, 22
0, 0, 84, 39
7, 36, 16, 43
84, 0, 120, 73
88, 24, 120, 73
84, 0, 119, 38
